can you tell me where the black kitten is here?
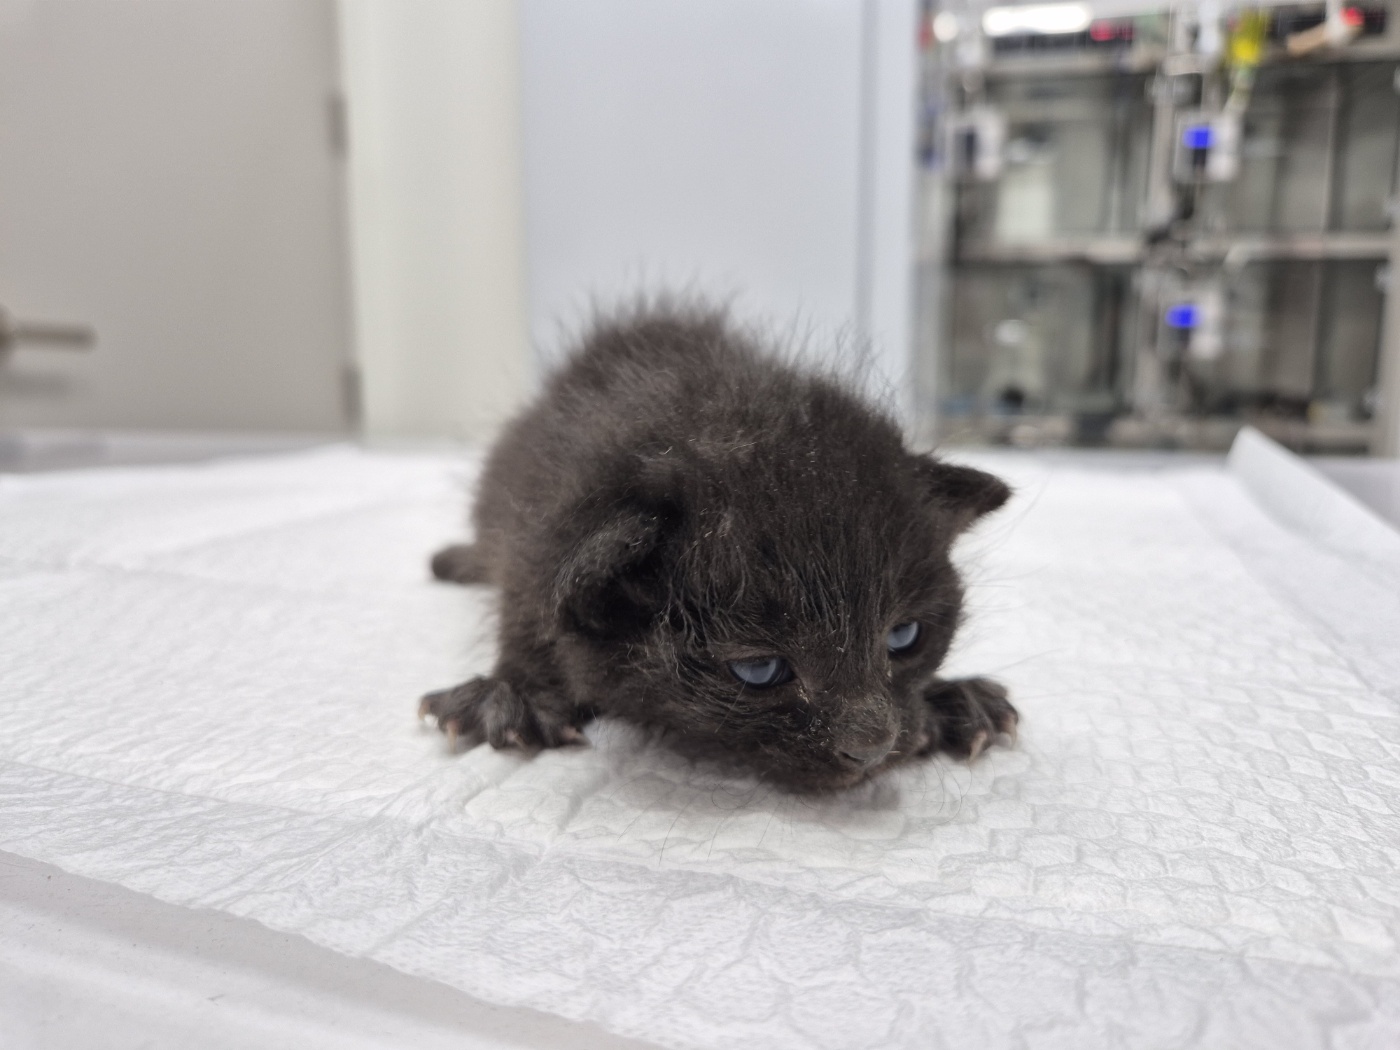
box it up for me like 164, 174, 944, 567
421, 304, 1016, 792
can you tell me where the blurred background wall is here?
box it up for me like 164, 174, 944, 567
0, 0, 918, 443
518, 0, 917, 412
1, 0, 1398, 457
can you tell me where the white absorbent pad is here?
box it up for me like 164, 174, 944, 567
1, 436, 1398, 1050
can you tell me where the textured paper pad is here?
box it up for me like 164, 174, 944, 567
1, 440, 1397, 1049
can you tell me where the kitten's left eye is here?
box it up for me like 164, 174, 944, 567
728, 657, 793, 688
887, 621, 920, 653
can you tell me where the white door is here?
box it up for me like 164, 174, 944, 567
0, 0, 353, 433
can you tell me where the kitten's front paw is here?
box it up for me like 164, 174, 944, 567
920, 677, 1018, 760
419, 676, 584, 752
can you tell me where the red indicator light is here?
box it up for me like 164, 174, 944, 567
1341, 6, 1365, 26
1088, 20, 1133, 41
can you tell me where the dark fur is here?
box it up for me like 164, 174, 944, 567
421, 304, 1016, 791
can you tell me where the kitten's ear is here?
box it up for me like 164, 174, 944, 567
552, 498, 678, 638
912, 456, 1011, 533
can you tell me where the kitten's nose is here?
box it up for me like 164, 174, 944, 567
837, 734, 896, 771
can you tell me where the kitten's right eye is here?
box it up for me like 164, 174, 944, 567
887, 621, 921, 653
728, 657, 793, 688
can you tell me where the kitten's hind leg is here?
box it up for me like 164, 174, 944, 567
920, 677, 1018, 760
430, 543, 490, 585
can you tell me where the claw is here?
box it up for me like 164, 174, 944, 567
504, 729, 525, 749
559, 726, 585, 745
1000, 718, 1019, 748
445, 721, 459, 752
417, 695, 432, 721
968, 729, 989, 760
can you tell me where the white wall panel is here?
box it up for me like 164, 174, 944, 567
339, 0, 532, 441
521, 1, 865, 357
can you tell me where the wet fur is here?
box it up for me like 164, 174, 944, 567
422, 304, 1016, 792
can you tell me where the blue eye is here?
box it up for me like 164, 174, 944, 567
887, 622, 920, 653
728, 657, 793, 688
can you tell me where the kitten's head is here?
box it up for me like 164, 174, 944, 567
552, 393, 1010, 791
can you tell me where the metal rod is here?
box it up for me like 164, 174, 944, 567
8, 322, 97, 348
0, 307, 96, 354
956, 232, 1393, 266
1374, 221, 1400, 456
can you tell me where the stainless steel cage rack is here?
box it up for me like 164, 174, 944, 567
916, 0, 1400, 454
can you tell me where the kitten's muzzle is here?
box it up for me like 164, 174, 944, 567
835, 728, 899, 772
